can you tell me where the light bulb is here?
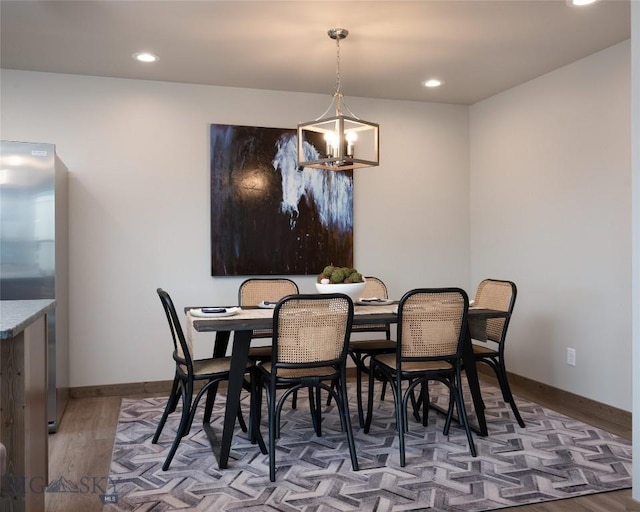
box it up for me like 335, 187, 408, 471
324, 132, 339, 158
345, 132, 357, 158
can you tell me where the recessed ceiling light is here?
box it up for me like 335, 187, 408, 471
423, 79, 442, 88
568, 0, 598, 6
132, 52, 159, 63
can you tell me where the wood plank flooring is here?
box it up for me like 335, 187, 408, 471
46, 396, 122, 512
46, 377, 637, 511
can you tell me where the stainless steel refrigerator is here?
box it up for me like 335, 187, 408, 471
0, 140, 69, 432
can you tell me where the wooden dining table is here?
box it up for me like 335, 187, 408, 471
186, 303, 508, 469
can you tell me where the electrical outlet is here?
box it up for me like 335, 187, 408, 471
567, 347, 576, 366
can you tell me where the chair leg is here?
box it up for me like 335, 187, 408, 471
203, 382, 217, 423
275, 414, 281, 439
203, 377, 247, 433
180, 380, 196, 439
162, 380, 192, 471
453, 368, 477, 457
364, 361, 377, 434
271, 382, 299, 481
404, 378, 421, 423
326, 378, 337, 406
403, 379, 423, 433
494, 358, 525, 427
337, 371, 359, 472
250, 371, 267, 454
309, 387, 322, 437
354, 354, 366, 428
363, 353, 391, 403
153, 374, 180, 444
343, 351, 368, 428
268, 379, 277, 482
379, 380, 388, 401
421, 382, 430, 427
237, 407, 248, 433
328, 350, 358, 409
397, 379, 407, 467
443, 381, 455, 435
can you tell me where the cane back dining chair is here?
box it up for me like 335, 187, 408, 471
239, 278, 301, 411
469, 279, 523, 427
364, 288, 476, 466
256, 293, 359, 482
238, 278, 299, 363
346, 276, 396, 427
152, 288, 264, 470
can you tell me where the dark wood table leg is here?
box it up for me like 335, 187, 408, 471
203, 331, 232, 423
205, 329, 252, 469
461, 327, 488, 436
212, 331, 230, 358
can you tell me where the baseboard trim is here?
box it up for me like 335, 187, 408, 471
69, 380, 176, 399
68, 368, 360, 399
476, 365, 631, 431
56, 386, 69, 424
69, 368, 631, 433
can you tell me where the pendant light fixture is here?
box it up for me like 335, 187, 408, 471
297, 28, 379, 171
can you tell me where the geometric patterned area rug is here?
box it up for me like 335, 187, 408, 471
104, 383, 631, 511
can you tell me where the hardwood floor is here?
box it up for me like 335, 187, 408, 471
46, 377, 637, 512
46, 396, 122, 512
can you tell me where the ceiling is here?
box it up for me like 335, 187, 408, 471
0, 1, 631, 105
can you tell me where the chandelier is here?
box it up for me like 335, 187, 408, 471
297, 28, 379, 171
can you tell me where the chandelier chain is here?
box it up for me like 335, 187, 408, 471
335, 35, 342, 95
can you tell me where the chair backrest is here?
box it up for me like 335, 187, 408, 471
361, 276, 388, 299
157, 288, 193, 372
473, 279, 517, 344
272, 294, 353, 369
351, 276, 391, 336
239, 278, 299, 339
239, 278, 299, 306
397, 288, 468, 361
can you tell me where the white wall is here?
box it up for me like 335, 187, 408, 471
1, 39, 632, 412
470, 41, 632, 411
0, 71, 469, 387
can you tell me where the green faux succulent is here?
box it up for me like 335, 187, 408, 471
317, 266, 364, 284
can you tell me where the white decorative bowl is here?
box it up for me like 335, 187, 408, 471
315, 280, 366, 301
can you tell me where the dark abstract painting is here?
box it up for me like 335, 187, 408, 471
210, 124, 353, 276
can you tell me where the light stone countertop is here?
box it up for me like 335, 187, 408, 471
0, 299, 56, 339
